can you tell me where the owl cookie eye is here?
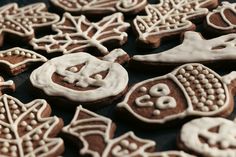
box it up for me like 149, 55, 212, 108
149, 83, 170, 97
155, 96, 176, 109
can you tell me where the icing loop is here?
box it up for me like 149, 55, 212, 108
149, 83, 170, 97
155, 96, 177, 109
135, 95, 154, 107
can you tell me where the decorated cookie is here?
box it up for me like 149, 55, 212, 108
205, 1, 236, 34
0, 3, 60, 46
0, 77, 15, 95
131, 31, 236, 68
133, 0, 218, 48
31, 12, 130, 56
117, 63, 235, 125
50, 0, 147, 15
0, 94, 64, 157
0, 47, 47, 75
62, 105, 195, 157
179, 117, 236, 157
30, 50, 129, 107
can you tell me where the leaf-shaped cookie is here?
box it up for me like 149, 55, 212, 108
0, 47, 47, 75
50, 0, 147, 15
63, 106, 194, 157
31, 12, 130, 56
0, 77, 15, 95
0, 94, 64, 157
117, 63, 235, 126
131, 31, 236, 68
205, 1, 236, 34
133, 0, 218, 48
0, 3, 60, 46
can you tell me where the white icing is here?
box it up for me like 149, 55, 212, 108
0, 94, 63, 157
50, 0, 147, 14
117, 63, 230, 124
30, 52, 128, 103
155, 96, 176, 109
180, 117, 236, 157
133, 31, 236, 64
149, 83, 170, 97
206, 2, 236, 31
133, 0, 211, 42
0, 3, 59, 37
135, 95, 154, 107
31, 12, 130, 55
102, 49, 127, 63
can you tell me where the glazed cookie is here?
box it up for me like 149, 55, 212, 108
117, 63, 235, 125
179, 117, 236, 157
0, 3, 60, 46
205, 1, 236, 34
0, 47, 47, 75
0, 76, 15, 95
131, 31, 236, 68
50, 0, 147, 15
62, 105, 195, 157
133, 0, 218, 48
0, 94, 64, 157
31, 12, 130, 56
30, 50, 129, 107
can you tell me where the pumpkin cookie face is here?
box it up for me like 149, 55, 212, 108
179, 117, 236, 157
30, 52, 129, 106
117, 63, 234, 125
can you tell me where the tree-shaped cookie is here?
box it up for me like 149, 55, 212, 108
132, 31, 236, 68
0, 77, 15, 95
179, 117, 236, 157
0, 3, 60, 46
205, 1, 236, 34
0, 47, 47, 75
133, 0, 218, 48
117, 63, 236, 126
30, 49, 129, 107
31, 12, 130, 56
0, 94, 64, 157
62, 105, 195, 157
50, 0, 147, 15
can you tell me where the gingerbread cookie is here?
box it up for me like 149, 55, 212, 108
0, 47, 47, 75
179, 117, 236, 157
0, 3, 60, 46
0, 94, 64, 157
31, 12, 130, 56
133, 0, 218, 48
30, 50, 129, 107
62, 105, 194, 157
0, 76, 15, 95
132, 31, 236, 68
117, 63, 235, 125
50, 0, 147, 15
205, 1, 236, 34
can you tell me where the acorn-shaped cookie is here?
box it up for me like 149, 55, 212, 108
117, 63, 235, 125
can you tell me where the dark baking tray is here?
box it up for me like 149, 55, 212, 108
0, 0, 235, 156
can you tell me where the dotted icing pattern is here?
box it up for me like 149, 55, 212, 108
31, 12, 130, 55
133, 0, 215, 47
63, 106, 194, 157
180, 117, 236, 157
50, 0, 147, 14
0, 3, 59, 46
0, 94, 63, 157
117, 63, 231, 124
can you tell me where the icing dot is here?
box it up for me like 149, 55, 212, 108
200, 97, 206, 103
1, 147, 8, 153
153, 110, 161, 116
29, 113, 35, 119
3, 142, 9, 147
216, 88, 224, 94
210, 105, 218, 111
69, 67, 78, 72
26, 125, 32, 131
26, 147, 33, 152
211, 78, 219, 83
94, 74, 102, 80
33, 134, 40, 140
26, 53, 31, 58
1, 108, 5, 113
121, 140, 129, 147
179, 68, 185, 74
218, 94, 226, 100
129, 143, 138, 150
201, 106, 209, 112
6, 134, 12, 139
9, 100, 15, 105
3, 128, 10, 133
186, 65, 193, 70
42, 18, 47, 22
201, 79, 208, 84
184, 73, 190, 77
193, 80, 199, 84
10, 146, 17, 152
39, 140, 45, 146
21, 121, 27, 127
197, 65, 203, 71
198, 74, 205, 80
139, 87, 147, 92
0, 114, 4, 119
177, 75, 183, 79
31, 120, 37, 125
208, 95, 215, 100
44, 124, 50, 129
207, 89, 214, 95
207, 74, 214, 79
214, 83, 222, 88
184, 82, 190, 87
196, 84, 201, 89
206, 100, 213, 106
180, 78, 187, 83
217, 100, 224, 106
205, 84, 212, 89
189, 76, 195, 81
25, 141, 33, 146
192, 70, 198, 75
221, 140, 230, 149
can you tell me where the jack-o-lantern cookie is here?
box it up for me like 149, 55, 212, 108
205, 1, 236, 34
179, 117, 236, 157
117, 63, 235, 125
0, 47, 47, 75
0, 94, 64, 157
62, 105, 195, 157
30, 12, 130, 56
0, 76, 15, 95
50, 0, 147, 16
30, 49, 129, 107
131, 31, 236, 69
133, 0, 218, 48
0, 3, 60, 46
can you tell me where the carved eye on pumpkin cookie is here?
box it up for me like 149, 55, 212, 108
135, 83, 177, 116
